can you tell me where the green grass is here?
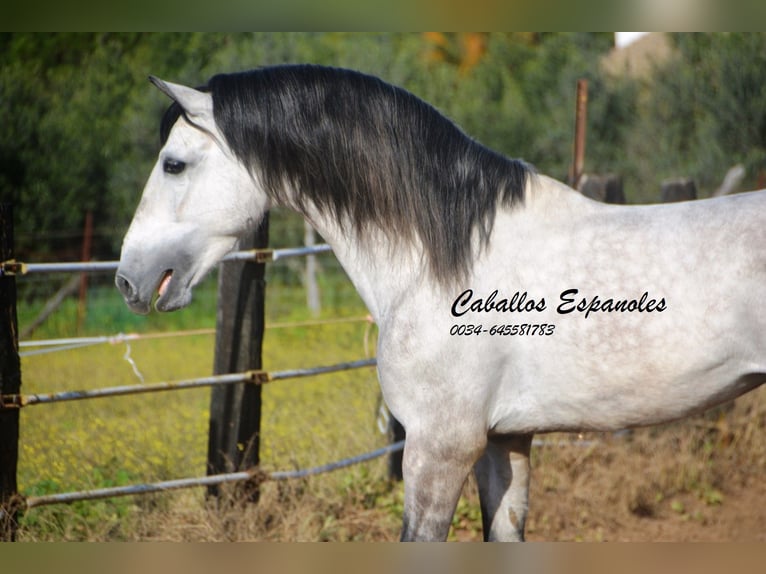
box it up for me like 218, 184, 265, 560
14, 263, 401, 541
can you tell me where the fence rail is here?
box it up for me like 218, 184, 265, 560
23, 440, 406, 510
0, 359, 376, 409
0, 243, 332, 276
223, 243, 333, 263
18, 329, 216, 357
18, 316, 374, 358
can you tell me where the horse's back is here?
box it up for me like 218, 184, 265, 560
449, 185, 766, 433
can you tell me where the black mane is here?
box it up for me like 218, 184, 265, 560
161, 64, 532, 285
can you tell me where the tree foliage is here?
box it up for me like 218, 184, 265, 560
636, 33, 766, 193
2, 32, 764, 261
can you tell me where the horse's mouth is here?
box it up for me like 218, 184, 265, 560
154, 269, 189, 312
158, 270, 173, 298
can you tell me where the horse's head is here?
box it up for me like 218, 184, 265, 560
116, 77, 268, 314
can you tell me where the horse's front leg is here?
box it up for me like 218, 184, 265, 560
400, 428, 485, 541
473, 433, 533, 541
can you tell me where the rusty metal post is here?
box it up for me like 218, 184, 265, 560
569, 78, 588, 188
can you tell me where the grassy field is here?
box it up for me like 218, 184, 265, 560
11, 261, 766, 541
15, 262, 402, 541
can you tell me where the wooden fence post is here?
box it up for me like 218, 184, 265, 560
661, 178, 697, 202
206, 214, 269, 501
578, 174, 626, 204
0, 204, 21, 541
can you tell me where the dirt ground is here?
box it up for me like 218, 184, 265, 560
164, 386, 766, 543
525, 460, 766, 542
467, 386, 766, 542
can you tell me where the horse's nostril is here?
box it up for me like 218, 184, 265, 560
115, 273, 136, 299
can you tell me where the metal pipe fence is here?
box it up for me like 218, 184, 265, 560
1, 359, 377, 409
2, 244, 332, 276
1, 237, 398, 528
24, 440, 407, 510
18, 316, 373, 357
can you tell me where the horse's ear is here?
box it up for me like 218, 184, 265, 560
149, 76, 215, 133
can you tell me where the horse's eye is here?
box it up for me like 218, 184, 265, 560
163, 159, 186, 175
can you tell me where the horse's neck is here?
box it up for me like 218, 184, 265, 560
299, 205, 422, 322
